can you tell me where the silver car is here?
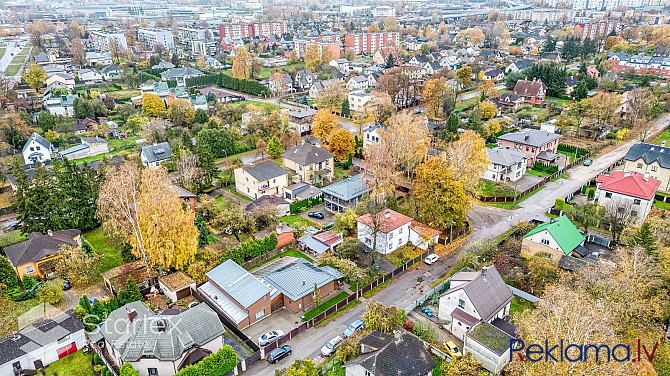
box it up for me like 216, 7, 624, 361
321, 336, 343, 357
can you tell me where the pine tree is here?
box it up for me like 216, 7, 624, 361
118, 276, 144, 304
574, 80, 588, 100
631, 222, 657, 254
385, 53, 395, 68
341, 98, 350, 115
447, 112, 460, 133
195, 212, 210, 247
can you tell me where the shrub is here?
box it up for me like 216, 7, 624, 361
289, 195, 323, 214
586, 187, 595, 199
532, 161, 559, 174
555, 197, 565, 210
412, 321, 438, 343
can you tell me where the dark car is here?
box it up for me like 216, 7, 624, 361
62, 280, 72, 291
583, 159, 593, 166
308, 212, 324, 220
267, 345, 292, 364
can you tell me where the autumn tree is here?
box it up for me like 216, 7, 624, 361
423, 77, 447, 119
361, 301, 407, 333
441, 354, 487, 376
445, 130, 489, 194
585, 92, 620, 140
231, 46, 252, 79
22, 63, 46, 91
0, 112, 30, 149
364, 140, 399, 202
56, 245, 101, 288
627, 87, 655, 141
311, 109, 337, 141
478, 100, 498, 120
167, 98, 195, 127
455, 28, 485, 47
376, 72, 400, 100
327, 128, 354, 161
175, 153, 203, 193
365, 92, 395, 125
456, 66, 473, 88
414, 157, 470, 230
70, 38, 86, 67
142, 93, 166, 117
381, 110, 432, 177
267, 136, 284, 158
315, 80, 348, 112
304, 42, 322, 71
284, 358, 319, 376
478, 80, 499, 98
97, 163, 198, 271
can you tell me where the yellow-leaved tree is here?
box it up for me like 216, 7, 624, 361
312, 109, 338, 141
445, 130, 489, 195
304, 42, 322, 71
22, 63, 47, 91
97, 163, 198, 271
167, 98, 195, 127
326, 127, 355, 161
381, 110, 432, 178
142, 93, 166, 117
478, 100, 498, 120
423, 77, 447, 119
414, 157, 470, 229
231, 46, 252, 79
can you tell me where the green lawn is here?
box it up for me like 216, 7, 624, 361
10, 54, 26, 64
482, 185, 545, 209
303, 291, 349, 321
544, 96, 571, 106
653, 200, 670, 210
654, 127, 670, 145
5, 65, 20, 76
107, 135, 140, 150
230, 100, 279, 113
0, 297, 40, 337
0, 230, 27, 248
0, 47, 5, 60
249, 248, 314, 270
526, 169, 550, 178
478, 180, 516, 197
280, 215, 320, 229
362, 277, 395, 298
509, 296, 535, 317
45, 350, 95, 376
83, 227, 124, 274
224, 186, 253, 201
73, 149, 131, 165
105, 88, 141, 100
455, 95, 480, 111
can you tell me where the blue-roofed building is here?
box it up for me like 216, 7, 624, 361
322, 173, 371, 213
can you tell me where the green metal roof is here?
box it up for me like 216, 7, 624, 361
523, 216, 585, 255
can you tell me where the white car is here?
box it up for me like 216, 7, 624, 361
321, 336, 343, 357
424, 254, 440, 265
258, 330, 285, 347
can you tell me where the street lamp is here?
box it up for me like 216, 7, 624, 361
356, 272, 361, 299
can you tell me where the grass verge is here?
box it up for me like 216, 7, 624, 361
509, 296, 536, 317
362, 277, 395, 299
5, 65, 20, 76
84, 227, 124, 274
314, 299, 362, 328
303, 291, 349, 321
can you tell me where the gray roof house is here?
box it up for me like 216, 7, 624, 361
140, 142, 172, 168
281, 143, 335, 184
261, 257, 344, 303
322, 173, 371, 212
497, 129, 561, 148
486, 147, 528, 182
92, 301, 225, 373
242, 160, 288, 182
0, 309, 86, 376
624, 142, 670, 169
160, 67, 204, 86
344, 331, 435, 376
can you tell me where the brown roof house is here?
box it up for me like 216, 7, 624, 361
356, 209, 440, 254
5, 229, 81, 279
512, 78, 547, 105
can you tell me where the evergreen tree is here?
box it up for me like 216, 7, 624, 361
195, 212, 210, 247
14, 163, 59, 234
118, 276, 143, 305
37, 111, 55, 133
341, 98, 350, 115
194, 142, 218, 189
447, 112, 460, 133
574, 80, 588, 100
630, 222, 657, 254
542, 36, 556, 53
578, 63, 588, 77
194, 109, 209, 124
53, 159, 100, 230
385, 53, 395, 68
171, 53, 179, 67
0, 255, 18, 293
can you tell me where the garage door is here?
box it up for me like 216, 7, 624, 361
176, 287, 191, 300
56, 342, 77, 359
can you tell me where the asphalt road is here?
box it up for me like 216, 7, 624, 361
0, 38, 29, 82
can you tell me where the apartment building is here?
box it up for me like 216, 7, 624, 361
89, 30, 128, 52
292, 34, 341, 59
344, 32, 400, 55
218, 21, 285, 38
608, 53, 670, 78
137, 28, 175, 51
372, 6, 395, 17
576, 21, 622, 40
192, 40, 217, 57
177, 26, 206, 44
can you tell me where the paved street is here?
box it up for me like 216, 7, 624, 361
0, 38, 30, 82
460, 84, 506, 100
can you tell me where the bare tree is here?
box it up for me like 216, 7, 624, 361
604, 199, 635, 243
175, 153, 203, 193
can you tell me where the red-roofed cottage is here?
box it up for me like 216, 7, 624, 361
356, 209, 440, 254
595, 170, 661, 223
512, 78, 547, 105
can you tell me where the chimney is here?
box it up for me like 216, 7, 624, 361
644, 171, 650, 181
384, 211, 391, 219
302, 280, 306, 286
156, 319, 166, 332
481, 267, 487, 277
127, 308, 137, 322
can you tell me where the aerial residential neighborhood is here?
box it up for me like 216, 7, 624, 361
0, 0, 669, 376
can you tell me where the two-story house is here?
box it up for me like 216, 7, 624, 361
140, 142, 173, 168
485, 147, 528, 182
438, 265, 513, 341
281, 143, 335, 184
294, 69, 315, 91
234, 160, 289, 200
623, 142, 670, 192
348, 91, 372, 112
322, 174, 371, 212
512, 78, 547, 105
22, 132, 54, 166
595, 171, 661, 223
362, 124, 387, 149
346, 75, 370, 92
356, 209, 440, 254
497, 129, 561, 166
5, 229, 81, 278
483, 68, 504, 83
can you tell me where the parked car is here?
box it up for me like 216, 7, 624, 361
321, 336, 343, 357
583, 159, 593, 166
267, 345, 292, 364
62, 280, 72, 291
188, 302, 199, 309
259, 330, 285, 347
424, 254, 440, 265
343, 319, 365, 337
444, 341, 462, 358
308, 212, 324, 220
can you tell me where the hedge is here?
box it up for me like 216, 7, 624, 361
532, 161, 559, 174
290, 195, 323, 214
222, 232, 278, 264
186, 74, 220, 87
220, 74, 270, 96
557, 144, 589, 157
175, 345, 237, 376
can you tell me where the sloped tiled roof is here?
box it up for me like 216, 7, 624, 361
624, 142, 670, 169
523, 215, 585, 254
141, 142, 172, 163
261, 257, 343, 302
513, 79, 547, 97
344, 331, 435, 376
356, 209, 413, 234
242, 160, 287, 182
5, 229, 80, 267
441, 265, 513, 322
596, 170, 661, 200
22, 132, 52, 153
282, 143, 334, 166
487, 147, 527, 167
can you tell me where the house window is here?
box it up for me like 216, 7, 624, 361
30, 147, 34, 151
652, 166, 658, 172
637, 163, 643, 169
255, 310, 265, 320
458, 299, 465, 308
541, 238, 550, 246
148, 369, 158, 375
388, 243, 393, 250
25, 265, 34, 274
634, 199, 641, 205
245, 177, 248, 182
632, 211, 638, 217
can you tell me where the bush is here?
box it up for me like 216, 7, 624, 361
586, 187, 595, 199
289, 195, 323, 214
21, 275, 37, 289
532, 161, 559, 174
412, 321, 438, 343
221, 232, 278, 264
555, 197, 565, 210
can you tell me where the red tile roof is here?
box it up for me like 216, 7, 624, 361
313, 230, 342, 246
596, 171, 661, 200
451, 308, 479, 326
356, 209, 413, 233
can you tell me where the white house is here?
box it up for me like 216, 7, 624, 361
485, 147, 528, 182
0, 310, 86, 376
44, 94, 76, 116
356, 209, 439, 254
22, 132, 54, 165
140, 142, 172, 168
348, 91, 372, 112
362, 124, 386, 149
438, 265, 513, 341
78, 69, 103, 83
346, 75, 370, 91
595, 170, 661, 223
329, 58, 350, 73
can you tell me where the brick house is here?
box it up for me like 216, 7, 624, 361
512, 78, 547, 105
497, 129, 561, 166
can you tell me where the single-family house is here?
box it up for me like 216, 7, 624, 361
540, 52, 561, 64
172, 185, 196, 211
322, 174, 371, 212
566, 76, 578, 95
5, 229, 81, 279
92, 301, 225, 376
282, 143, 335, 184
348, 91, 372, 112
485, 147, 528, 182
372, 46, 399, 66
497, 129, 561, 166
151, 61, 175, 69
253, 223, 295, 250
438, 265, 513, 341
46, 72, 75, 90
329, 58, 350, 73
22, 132, 54, 165
269, 72, 294, 95
362, 124, 386, 149
422, 61, 442, 76
346, 75, 370, 91
595, 170, 661, 223
0, 310, 85, 376
101, 64, 120, 80
498, 93, 525, 111
205, 57, 225, 69
60, 136, 110, 160
283, 107, 318, 135
587, 65, 600, 78
408, 55, 428, 66
483, 68, 504, 83
160, 67, 205, 86
623, 143, 670, 192
189, 94, 208, 111
512, 78, 547, 105
234, 160, 289, 200
356, 209, 440, 254
158, 271, 196, 302
298, 230, 343, 255
294, 69, 315, 91
309, 79, 341, 99
521, 215, 587, 263
78, 69, 103, 83
505, 59, 535, 73
344, 331, 435, 376
85, 51, 112, 66
282, 182, 322, 202
141, 142, 172, 168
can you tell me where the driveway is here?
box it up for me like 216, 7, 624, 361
243, 309, 304, 349
513, 173, 543, 192
299, 204, 335, 226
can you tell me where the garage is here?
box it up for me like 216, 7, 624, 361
56, 342, 77, 359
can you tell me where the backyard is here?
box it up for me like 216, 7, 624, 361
83, 227, 124, 274
5, 65, 20, 76
44, 350, 95, 376
230, 100, 280, 112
